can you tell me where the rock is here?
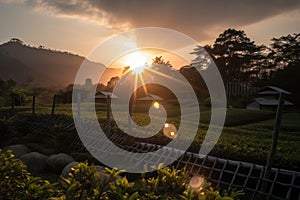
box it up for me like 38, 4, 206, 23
20, 152, 48, 175
47, 153, 75, 173
3, 144, 31, 158
61, 161, 79, 179
94, 165, 110, 183
95, 165, 122, 184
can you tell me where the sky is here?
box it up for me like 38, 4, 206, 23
0, 0, 299, 58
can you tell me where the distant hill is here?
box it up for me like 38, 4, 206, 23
0, 39, 122, 88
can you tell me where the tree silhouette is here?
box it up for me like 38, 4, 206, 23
179, 65, 208, 97
248, 45, 274, 84
270, 33, 300, 68
152, 56, 171, 67
106, 76, 120, 92
207, 29, 261, 83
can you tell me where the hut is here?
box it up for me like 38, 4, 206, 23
134, 94, 164, 112
94, 91, 118, 103
246, 86, 294, 110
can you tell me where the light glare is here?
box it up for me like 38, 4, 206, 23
153, 101, 160, 109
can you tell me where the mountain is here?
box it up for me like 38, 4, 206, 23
0, 39, 122, 88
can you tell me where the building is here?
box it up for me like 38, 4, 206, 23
246, 86, 294, 110
94, 91, 118, 103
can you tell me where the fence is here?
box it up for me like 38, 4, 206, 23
1, 114, 299, 200
71, 120, 300, 200
225, 81, 259, 97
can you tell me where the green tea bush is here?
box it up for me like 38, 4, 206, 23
0, 149, 243, 200
0, 149, 62, 200
62, 163, 243, 200
61, 162, 107, 200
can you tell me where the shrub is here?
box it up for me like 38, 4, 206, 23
138, 165, 192, 199
138, 165, 243, 200
0, 149, 62, 200
61, 162, 108, 200
0, 150, 243, 200
61, 162, 243, 200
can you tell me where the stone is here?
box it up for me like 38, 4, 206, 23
20, 152, 48, 175
61, 161, 79, 179
47, 153, 75, 173
3, 144, 31, 158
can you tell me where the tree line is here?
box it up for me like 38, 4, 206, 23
58, 28, 299, 105
182, 28, 300, 104
2, 28, 299, 106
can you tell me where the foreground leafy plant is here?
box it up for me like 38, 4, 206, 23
0, 149, 62, 200
0, 149, 243, 200
61, 162, 107, 200
137, 164, 243, 200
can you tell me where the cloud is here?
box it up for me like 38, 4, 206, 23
5, 0, 300, 42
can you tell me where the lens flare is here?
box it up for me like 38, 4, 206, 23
153, 101, 160, 109
163, 123, 177, 139
123, 51, 150, 74
189, 176, 204, 190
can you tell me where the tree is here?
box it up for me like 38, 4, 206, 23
152, 56, 172, 67
205, 29, 261, 83
248, 45, 274, 85
106, 76, 120, 92
269, 33, 300, 68
179, 65, 208, 97
267, 61, 300, 105
257, 33, 300, 87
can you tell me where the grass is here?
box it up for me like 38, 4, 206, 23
238, 113, 300, 132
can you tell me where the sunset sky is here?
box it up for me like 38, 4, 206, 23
0, 0, 299, 59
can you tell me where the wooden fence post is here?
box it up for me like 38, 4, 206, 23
128, 100, 133, 134
76, 93, 81, 125
106, 95, 111, 135
263, 92, 285, 190
51, 94, 57, 115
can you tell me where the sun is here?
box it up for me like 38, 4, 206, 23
124, 51, 150, 74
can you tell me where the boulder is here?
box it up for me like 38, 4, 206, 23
94, 165, 122, 191
3, 144, 31, 158
47, 153, 74, 173
94, 165, 110, 184
20, 152, 48, 175
61, 161, 79, 179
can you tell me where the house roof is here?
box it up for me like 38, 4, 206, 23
257, 86, 291, 95
137, 94, 163, 101
254, 97, 294, 106
95, 91, 118, 99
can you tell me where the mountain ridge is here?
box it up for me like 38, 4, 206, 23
0, 39, 122, 88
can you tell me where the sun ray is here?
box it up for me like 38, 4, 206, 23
138, 73, 148, 95
133, 73, 138, 102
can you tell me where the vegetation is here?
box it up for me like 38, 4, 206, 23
0, 105, 299, 171
0, 150, 243, 199
0, 28, 299, 199
0, 150, 62, 199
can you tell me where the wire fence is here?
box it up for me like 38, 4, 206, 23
1, 114, 299, 200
